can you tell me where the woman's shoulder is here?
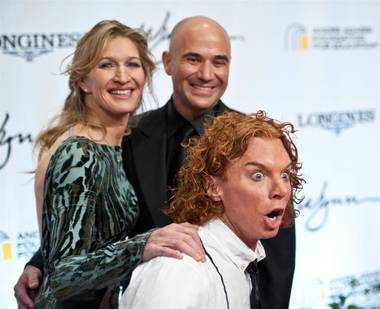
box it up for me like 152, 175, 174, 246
53, 135, 117, 160
51, 136, 113, 172
56, 135, 103, 152
35, 132, 74, 180
38, 135, 106, 177
35, 136, 94, 213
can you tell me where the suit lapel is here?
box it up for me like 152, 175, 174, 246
129, 100, 231, 228
130, 104, 171, 227
215, 100, 232, 115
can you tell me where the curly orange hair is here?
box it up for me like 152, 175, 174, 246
165, 111, 304, 227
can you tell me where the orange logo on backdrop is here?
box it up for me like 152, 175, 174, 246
285, 23, 309, 50
0, 231, 12, 260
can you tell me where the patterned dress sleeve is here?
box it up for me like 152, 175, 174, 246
41, 139, 151, 300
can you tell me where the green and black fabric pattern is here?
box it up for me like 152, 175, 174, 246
35, 136, 151, 309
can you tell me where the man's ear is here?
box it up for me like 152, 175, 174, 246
206, 175, 222, 202
162, 51, 172, 75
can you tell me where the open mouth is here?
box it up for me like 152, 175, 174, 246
265, 208, 284, 221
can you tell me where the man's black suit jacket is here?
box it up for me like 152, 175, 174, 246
122, 100, 296, 309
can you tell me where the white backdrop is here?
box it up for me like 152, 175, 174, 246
1, 1, 379, 308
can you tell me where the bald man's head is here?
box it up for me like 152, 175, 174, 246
169, 16, 230, 54
162, 16, 231, 120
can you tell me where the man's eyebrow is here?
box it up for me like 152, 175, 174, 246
214, 54, 230, 62
182, 52, 230, 62
245, 161, 292, 170
182, 52, 201, 58
245, 161, 265, 169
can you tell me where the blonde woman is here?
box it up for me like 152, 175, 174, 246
22, 20, 203, 308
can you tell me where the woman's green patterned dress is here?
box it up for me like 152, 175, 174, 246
35, 136, 151, 308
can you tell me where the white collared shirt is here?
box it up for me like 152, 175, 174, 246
120, 218, 266, 309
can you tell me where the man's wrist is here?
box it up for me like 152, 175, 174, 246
24, 249, 43, 272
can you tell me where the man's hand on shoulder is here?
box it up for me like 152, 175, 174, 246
14, 265, 42, 309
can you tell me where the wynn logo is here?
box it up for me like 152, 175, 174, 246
298, 109, 376, 134
299, 181, 380, 231
0, 32, 82, 61
0, 113, 33, 170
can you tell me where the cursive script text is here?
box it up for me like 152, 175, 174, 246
0, 113, 33, 170
299, 181, 380, 231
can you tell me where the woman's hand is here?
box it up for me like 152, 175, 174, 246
142, 222, 205, 262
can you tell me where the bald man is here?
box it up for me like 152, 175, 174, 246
125, 16, 296, 308
125, 16, 232, 236
14, 16, 296, 309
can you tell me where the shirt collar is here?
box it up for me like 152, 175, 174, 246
167, 98, 222, 137
200, 218, 266, 273
167, 99, 187, 138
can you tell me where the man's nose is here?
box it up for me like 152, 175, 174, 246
269, 177, 290, 200
197, 61, 214, 81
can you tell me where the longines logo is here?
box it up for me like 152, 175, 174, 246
297, 109, 376, 134
285, 23, 378, 51
1, 12, 244, 63
0, 32, 82, 61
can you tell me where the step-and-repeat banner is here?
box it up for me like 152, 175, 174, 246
1, 1, 379, 308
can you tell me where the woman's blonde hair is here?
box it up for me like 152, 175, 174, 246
165, 111, 304, 227
35, 20, 155, 159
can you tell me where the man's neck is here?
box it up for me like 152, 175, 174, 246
219, 214, 258, 251
171, 97, 218, 121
